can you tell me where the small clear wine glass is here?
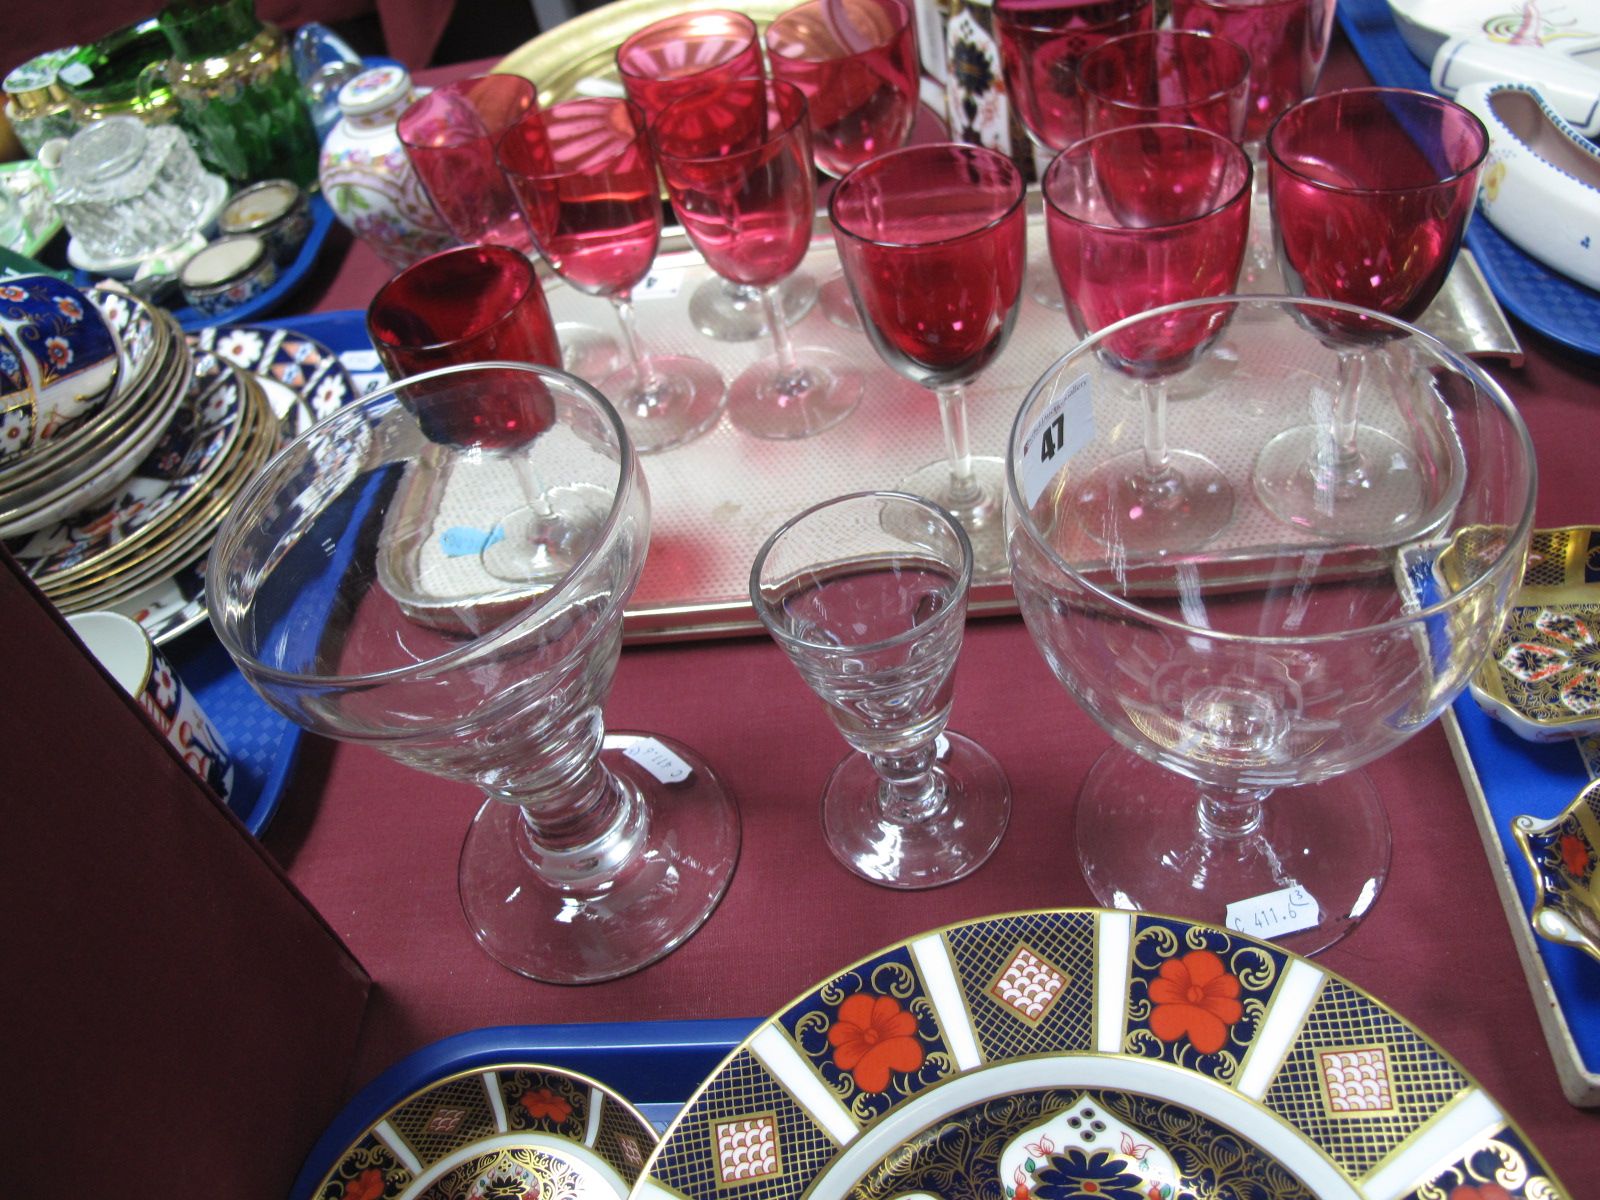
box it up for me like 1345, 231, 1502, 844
992, 0, 1155, 309
652, 77, 861, 440
1007, 295, 1535, 953
752, 490, 1010, 887
1255, 87, 1488, 540
1043, 123, 1253, 551
616, 9, 817, 343
829, 142, 1026, 580
207, 362, 741, 983
765, 0, 921, 330
498, 97, 726, 455
1077, 29, 1252, 139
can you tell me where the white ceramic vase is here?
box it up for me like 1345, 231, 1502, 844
317, 63, 454, 271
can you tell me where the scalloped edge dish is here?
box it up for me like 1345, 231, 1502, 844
1514, 775, 1600, 962
1469, 525, 1600, 741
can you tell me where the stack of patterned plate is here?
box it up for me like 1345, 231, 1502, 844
0, 289, 184, 539
3, 289, 279, 616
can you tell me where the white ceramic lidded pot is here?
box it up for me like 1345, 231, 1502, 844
317, 63, 454, 270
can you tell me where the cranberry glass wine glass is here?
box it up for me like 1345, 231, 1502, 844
1077, 29, 1251, 139
830, 142, 1026, 579
1255, 88, 1489, 540
498, 97, 726, 455
208, 362, 741, 983
752, 491, 1010, 888
992, 0, 1154, 309
1168, 0, 1338, 148
617, 9, 816, 343
653, 77, 862, 440
365, 244, 586, 585
1008, 296, 1535, 953
766, 0, 921, 329
1044, 124, 1252, 551
398, 73, 538, 252
1169, 0, 1339, 285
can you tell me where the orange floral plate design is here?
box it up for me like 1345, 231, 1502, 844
635, 909, 1572, 1200
305, 1058, 657, 1200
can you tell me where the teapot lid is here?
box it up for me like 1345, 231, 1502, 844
337, 64, 411, 117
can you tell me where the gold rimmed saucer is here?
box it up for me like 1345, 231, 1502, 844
307, 1061, 657, 1200
1514, 777, 1600, 963
12, 356, 268, 591
1468, 526, 1600, 742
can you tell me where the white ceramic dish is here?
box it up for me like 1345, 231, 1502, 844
1457, 81, 1600, 295
1388, 0, 1600, 64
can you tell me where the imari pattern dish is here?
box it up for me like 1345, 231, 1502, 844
0, 285, 167, 515
310, 1062, 657, 1200
189, 321, 356, 436
638, 910, 1571, 1200
1470, 526, 1600, 742
1514, 777, 1600, 964
0, 274, 121, 458
7, 351, 278, 616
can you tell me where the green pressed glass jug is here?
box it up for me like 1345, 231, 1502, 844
138, 0, 319, 186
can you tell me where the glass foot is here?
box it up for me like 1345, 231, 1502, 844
1253, 423, 1431, 542
821, 732, 1010, 889
1074, 743, 1391, 956
601, 355, 726, 455
899, 455, 1009, 583
689, 273, 819, 342
458, 732, 741, 984
1029, 258, 1065, 311
727, 349, 861, 440
819, 273, 862, 331
557, 322, 623, 383
1074, 450, 1235, 553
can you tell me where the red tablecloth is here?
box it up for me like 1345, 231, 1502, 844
266, 40, 1600, 1194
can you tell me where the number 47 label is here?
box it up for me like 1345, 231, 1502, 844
1020, 373, 1094, 510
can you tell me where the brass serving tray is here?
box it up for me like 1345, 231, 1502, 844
495, 0, 791, 106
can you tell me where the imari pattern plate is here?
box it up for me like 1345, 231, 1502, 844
637, 910, 1571, 1200
1470, 527, 1600, 742
311, 1062, 657, 1200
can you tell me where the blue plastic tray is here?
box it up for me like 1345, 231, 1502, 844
167, 620, 302, 838
70, 193, 339, 333
1449, 695, 1600, 1099
1338, 0, 1600, 357
289, 1018, 762, 1199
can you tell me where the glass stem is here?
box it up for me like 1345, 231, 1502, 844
867, 742, 945, 824
934, 384, 984, 510
1195, 785, 1270, 841
490, 713, 649, 889
762, 283, 802, 377
610, 291, 661, 399
1316, 348, 1371, 496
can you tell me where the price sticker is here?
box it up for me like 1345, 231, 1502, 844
634, 270, 683, 301
1019, 373, 1093, 510
340, 348, 384, 373
622, 737, 694, 784
1225, 885, 1321, 940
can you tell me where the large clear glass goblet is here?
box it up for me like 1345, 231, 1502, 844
1006, 296, 1534, 954
206, 362, 740, 984
752, 491, 1010, 887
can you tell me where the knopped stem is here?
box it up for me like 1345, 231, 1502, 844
867, 741, 946, 825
